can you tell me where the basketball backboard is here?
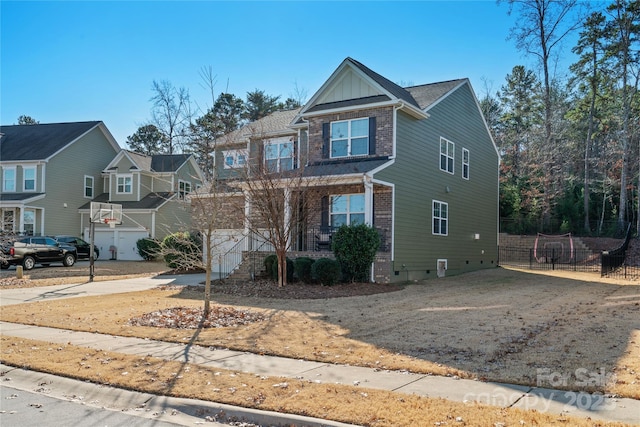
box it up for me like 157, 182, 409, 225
90, 202, 123, 226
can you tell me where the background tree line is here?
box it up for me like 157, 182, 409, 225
484, 0, 639, 237
126, 68, 305, 180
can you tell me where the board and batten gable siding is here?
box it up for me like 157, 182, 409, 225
375, 83, 499, 281
32, 126, 119, 236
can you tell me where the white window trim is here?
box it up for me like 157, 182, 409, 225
264, 138, 294, 172
330, 193, 366, 227
330, 118, 369, 159
439, 137, 455, 175
84, 175, 94, 198
222, 149, 247, 169
3, 166, 16, 192
178, 179, 192, 199
23, 166, 36, 192
116, 174, 133, 194
462, 148, 470, 180
432, 200, 448, 236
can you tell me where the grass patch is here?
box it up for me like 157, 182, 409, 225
1, 336, 629, 427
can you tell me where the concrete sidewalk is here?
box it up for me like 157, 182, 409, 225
0, 273, 205, 306
1, 322, 638, 425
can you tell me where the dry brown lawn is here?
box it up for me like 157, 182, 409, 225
0, 259, 169, 288
1, 265, 638, 426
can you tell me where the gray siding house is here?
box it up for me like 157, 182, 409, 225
208, 57, 499, 282
0, 121, 120, 237
80, 150, 204, 260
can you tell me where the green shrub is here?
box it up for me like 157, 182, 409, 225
161, 232, 200, 269
136, 238, 161, 261
332, 224, 380, 282
311, 258, 341, 286
294, 257, 315, 283
263, 254, 278, 279
271, 257, 294, 282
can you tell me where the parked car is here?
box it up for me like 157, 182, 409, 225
54, 236, 99, 260
1, 236, 77, 270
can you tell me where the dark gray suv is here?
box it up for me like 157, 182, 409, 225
1, 236, 77, 270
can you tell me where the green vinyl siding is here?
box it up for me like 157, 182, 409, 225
32, 126, 118, 236
375, 83, 498, 281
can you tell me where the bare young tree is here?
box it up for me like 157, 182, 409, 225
228, 127, 324, 287
150, 80, 191, 154
153, 179, 241, 316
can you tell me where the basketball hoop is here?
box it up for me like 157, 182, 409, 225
104, 218, 116, 229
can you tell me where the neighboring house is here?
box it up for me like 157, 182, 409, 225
203, 57, 499, 282
80, 150, 204, 260
0, 121, 120, 237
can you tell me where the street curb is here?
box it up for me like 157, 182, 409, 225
0, 364, 360, 427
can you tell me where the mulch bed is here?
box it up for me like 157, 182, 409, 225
170, 279, 405, 300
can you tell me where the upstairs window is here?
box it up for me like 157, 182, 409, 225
223, 149, 247, 169
116, 174, 132, 194
3, 167, 16, 192
330, 194, 365, 227
84, 175, 94, 198
331, 118, 369, 158
440, 137, 454, 174
265, 138, 294, 172
179, 180, 192, 199
462, 148, 470, 180
432, 200, 448, 236
23, 167, 36, 191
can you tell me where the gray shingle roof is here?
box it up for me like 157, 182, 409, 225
151, 154, 191, 172
0, 121, 101, 161
79, 192, 174, 210
296, 157, 391, 178
219, 108, 301, 145
0, 193, 45, 202
405, 79, 467, 110
347, 58, 421, 109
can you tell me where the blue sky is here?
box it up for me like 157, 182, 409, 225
1, 1, 572, 146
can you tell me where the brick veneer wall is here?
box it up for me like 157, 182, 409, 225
306, 106, 394, 164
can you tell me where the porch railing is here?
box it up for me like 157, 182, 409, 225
289, 226, 390, 252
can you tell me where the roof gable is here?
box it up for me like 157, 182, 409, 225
298, 58, 425, 119
0, 121, 117, 162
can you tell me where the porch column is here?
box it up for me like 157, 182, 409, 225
364, 176, 374, 226
284, 187, 292, 249
244, 190, 251, 251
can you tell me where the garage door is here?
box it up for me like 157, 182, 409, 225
86, 227, 150, 261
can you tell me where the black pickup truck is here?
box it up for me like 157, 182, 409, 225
1, 236, 77, 270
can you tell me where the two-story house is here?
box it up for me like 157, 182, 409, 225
80, 150, 204, 260
0, 121, 120, 237
206, 57, 499, 282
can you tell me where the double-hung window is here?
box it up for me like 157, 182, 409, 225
223, 149, 247, 169
462, 148, 470, 180
330, 194, 365, 228
84, 175, 94, 198
265, 138, 294, 172
2, 167, 16, 192
331, 118, 369, 158
440, 137, 454, 174
116, 174, 132, 194
432, 200, 448, 236
179, 180, 192, 199
23, 167, 36, 191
